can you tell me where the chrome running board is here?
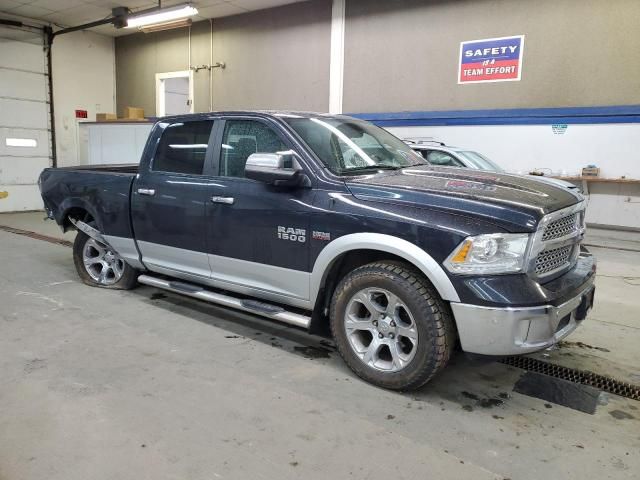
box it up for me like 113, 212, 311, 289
138, 274, 311, 329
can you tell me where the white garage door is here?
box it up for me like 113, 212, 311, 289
0, 26, 52, 212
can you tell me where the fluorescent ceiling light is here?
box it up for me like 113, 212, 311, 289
126, 4, 198, 28
6, 138, 37, 147
140, 18, 192, 33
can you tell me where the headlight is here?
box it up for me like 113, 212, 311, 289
445, 233, 530, 275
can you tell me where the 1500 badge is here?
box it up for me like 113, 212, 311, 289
277, 226, 306, 242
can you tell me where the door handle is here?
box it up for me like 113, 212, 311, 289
137, 188, 155, 196
211, 196, 234, 205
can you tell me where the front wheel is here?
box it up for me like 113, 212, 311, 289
330, 261, 455, 390
72, 230, 138, 289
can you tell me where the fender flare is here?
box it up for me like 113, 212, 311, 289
58, 198, 102, 232
310, 233, 460, 304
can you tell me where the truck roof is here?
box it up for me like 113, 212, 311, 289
158, 110, 353, 123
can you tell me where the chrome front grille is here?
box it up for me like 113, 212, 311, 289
529, 203, 586, 280
535, 245, 574, 275
542, 212, 578, 241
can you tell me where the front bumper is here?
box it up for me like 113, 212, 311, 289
450, 265, 596, 356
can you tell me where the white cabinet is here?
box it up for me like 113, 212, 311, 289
79, 122, 153, 165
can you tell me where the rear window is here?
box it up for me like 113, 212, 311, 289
152, 120, 214, 174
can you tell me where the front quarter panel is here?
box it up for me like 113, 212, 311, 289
309, 190, 507, 303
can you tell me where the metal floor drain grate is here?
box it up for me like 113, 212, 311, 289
0, 225, 73, 248
500, 356, 640, 401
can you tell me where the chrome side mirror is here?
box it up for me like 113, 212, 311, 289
245, 152, 304, 186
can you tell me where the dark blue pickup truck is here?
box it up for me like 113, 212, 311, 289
39, 111, 596, 390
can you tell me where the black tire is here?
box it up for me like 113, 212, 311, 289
330, 261, 455, 390
72, 230, 138, 290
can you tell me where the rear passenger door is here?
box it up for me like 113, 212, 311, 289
204, 117, 314, 306
131, 119, 216, 278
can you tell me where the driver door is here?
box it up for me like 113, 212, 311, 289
204, 117, 315, 306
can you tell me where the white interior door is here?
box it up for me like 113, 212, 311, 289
155, 71, 194, 117
0, 27, 51, 212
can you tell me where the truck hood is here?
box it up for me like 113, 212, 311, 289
344, 165, 582, 232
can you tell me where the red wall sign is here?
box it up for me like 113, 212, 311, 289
75, 109, 88, 119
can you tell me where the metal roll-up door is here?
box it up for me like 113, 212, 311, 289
0, 25, 51, 212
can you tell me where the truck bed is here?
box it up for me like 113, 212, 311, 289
39, 165, 138, 238
53, 164, 139, 174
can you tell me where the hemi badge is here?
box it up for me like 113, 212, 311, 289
312, 231, 331, 241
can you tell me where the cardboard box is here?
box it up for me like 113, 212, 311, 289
582, 167, 600, 177
96, 113, 117, 121
123, 106, 144, 119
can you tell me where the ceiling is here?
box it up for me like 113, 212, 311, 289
0, 0, 305, 36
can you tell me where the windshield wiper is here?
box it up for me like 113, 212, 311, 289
405, 162, 429, 167
341, 165, 403, 173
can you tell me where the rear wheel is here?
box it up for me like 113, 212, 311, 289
73, 230, 138, 289
330, 261, 454, 390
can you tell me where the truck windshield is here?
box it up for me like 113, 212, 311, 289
283, 117, 426, 174
456, 151, 504, 172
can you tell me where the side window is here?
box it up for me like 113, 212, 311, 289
152, 120, 214, 175
426, 150, 464, 167
219, 120, 287, 178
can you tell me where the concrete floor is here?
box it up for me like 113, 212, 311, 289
0, 213, 639, 480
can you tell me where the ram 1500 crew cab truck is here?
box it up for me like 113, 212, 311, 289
39, 111, 596, 390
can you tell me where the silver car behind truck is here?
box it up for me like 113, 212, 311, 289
404, 137, 581, 192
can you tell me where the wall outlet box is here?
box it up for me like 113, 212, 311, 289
582, 167, 600, 177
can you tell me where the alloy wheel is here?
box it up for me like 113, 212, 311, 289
344, 287, 419, 372
82, 238, 125, 285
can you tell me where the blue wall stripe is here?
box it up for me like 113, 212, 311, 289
349, 105, 640, 126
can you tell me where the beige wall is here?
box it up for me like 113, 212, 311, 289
115, 0, 640, 116
53, 30, 116, 166
115, 0, 331, 117
343, 0, 640, 113
115, 27, 189, 117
